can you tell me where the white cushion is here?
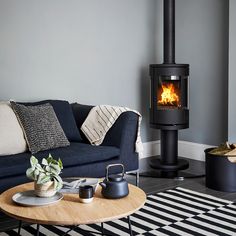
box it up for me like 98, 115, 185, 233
0, 102, 27, 155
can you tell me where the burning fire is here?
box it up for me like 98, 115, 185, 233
158, 83, 180, 106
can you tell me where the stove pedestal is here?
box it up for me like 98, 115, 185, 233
150, 129, 189, 171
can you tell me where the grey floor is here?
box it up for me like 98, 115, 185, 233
129, 157, 236, 201
1, 157, 236, 232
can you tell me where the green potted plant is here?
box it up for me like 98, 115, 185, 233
26, 154, 63, 197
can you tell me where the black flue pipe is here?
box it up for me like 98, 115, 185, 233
162, 0, 177, 166
164, 0, 175, 64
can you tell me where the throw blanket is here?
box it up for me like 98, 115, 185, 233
81, 105, 143, 158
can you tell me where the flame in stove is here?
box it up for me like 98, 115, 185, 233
158, 83, 179, 106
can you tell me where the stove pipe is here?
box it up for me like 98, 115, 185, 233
164, 0, 175, 64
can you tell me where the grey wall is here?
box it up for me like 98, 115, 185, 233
175, 0, 228, 145
0, 0, 160, 142
0, 0, 229, 145
228, 0, 236, 142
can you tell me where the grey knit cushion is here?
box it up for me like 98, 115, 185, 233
10, 102, 70, 154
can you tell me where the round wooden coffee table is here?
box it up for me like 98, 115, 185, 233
0, 182, 146, 236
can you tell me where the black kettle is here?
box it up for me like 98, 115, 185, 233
100, 164, 129, 199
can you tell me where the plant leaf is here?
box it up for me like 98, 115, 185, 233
50, 163, 61, 172
37, 172, 46, 184
56, 181, 63, 191
35, 163, 44, 172
33, 169, 40, 180
53, 175, 62, 183
30, 156, 38, 167
47, 154, 53, 164
35, 169, 40, 175
58, 158, 63, 169
53, 177, 63, 191
50, 168, 60, 176
41, 158, 48, 166
26, 168, 35, 180
37, 175, 51, 184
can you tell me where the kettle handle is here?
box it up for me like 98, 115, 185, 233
106, 164, 125, 181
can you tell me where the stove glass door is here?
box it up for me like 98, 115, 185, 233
157, 75, 188, 110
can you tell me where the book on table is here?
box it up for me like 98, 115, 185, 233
60, 178, 100, 193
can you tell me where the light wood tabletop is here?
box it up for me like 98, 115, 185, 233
0, 182, 146, 226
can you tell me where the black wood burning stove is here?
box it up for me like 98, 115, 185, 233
149, 0, 190, 174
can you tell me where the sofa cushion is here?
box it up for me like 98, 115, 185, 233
19, 100, 82, 142
10, 102, 70, 154
0, 102, 27, 155
0, 142, 120, 178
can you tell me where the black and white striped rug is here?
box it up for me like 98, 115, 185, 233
1, 187, 236, 236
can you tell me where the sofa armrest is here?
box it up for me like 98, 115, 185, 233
102, 111, 139, 170
102, 111, 138, 148
72, 103, 139, 148
71, 103, 139, 170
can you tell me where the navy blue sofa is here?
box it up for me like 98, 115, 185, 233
0, 102, 139, 193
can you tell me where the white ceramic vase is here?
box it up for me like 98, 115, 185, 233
34, 181, 56, 198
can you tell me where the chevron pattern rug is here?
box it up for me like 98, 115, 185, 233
1, 187, 236, 236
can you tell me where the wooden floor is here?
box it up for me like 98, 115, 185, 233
1, 158, 236, 232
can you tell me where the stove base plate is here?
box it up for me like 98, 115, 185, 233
139, 170, 205, 179
150, 157, 189, 171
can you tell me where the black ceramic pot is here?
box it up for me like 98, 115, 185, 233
205, 148, 236, 192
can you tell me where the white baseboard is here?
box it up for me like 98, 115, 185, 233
143, 140, 160, 158
142, 140, 213, 162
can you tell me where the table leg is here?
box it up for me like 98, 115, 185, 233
136, 171, 139, 187
127, 216, 133, 236
36, 224, 40, 236
101, 222, 104, 235
18, 220, 22, 235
